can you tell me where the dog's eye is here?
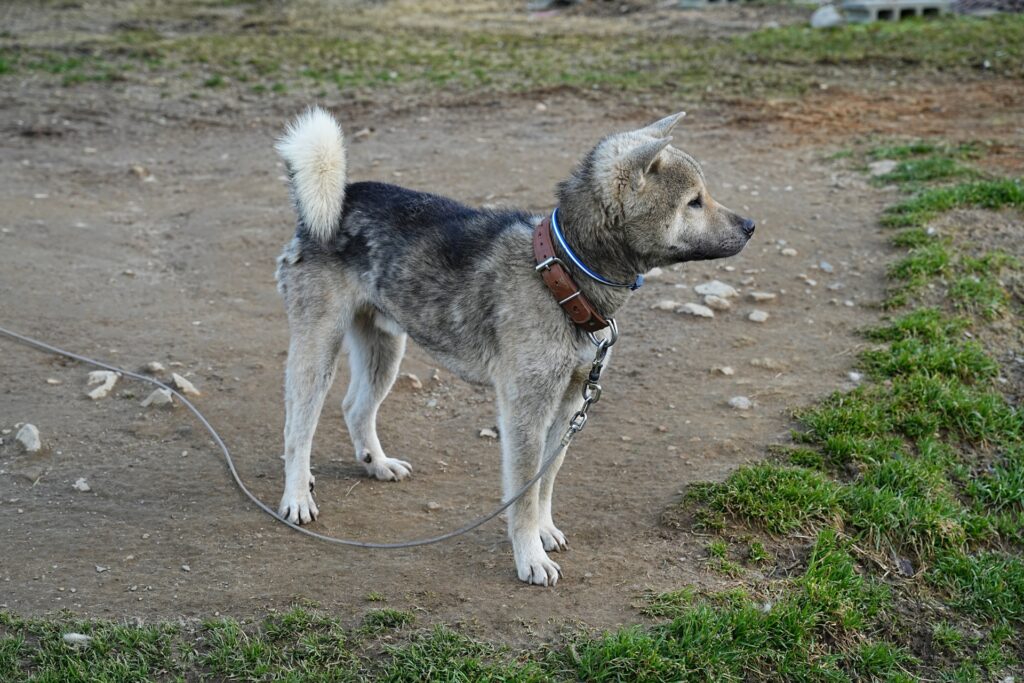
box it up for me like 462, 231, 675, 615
688, 196, 703, 209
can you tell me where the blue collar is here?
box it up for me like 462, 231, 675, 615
550, 208, 644, 291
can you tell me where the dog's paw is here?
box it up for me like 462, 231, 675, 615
365, 455, 412, 482
515, 539, 562, 586
278, 480, 319, 525
539, 523, 568, 552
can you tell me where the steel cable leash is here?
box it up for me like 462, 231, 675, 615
0, 321, 617, 549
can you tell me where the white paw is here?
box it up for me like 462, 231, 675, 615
278, 476, 318, 524
539, 523, 568, 552
515, 538, 562, 586
365, 455, 412, 482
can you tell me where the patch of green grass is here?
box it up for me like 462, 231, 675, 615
863, 307, 969, 344
931, 621, 966, 656
361, 608, 414, 635
882, 178, 1024, 228
948, 273, 1011, 319
381, 626, 544, 682
876, 156, 978, 186
706, 539, 728, 559
888, 240, 951, 285
843, 454, 979, 558
966, 445, 1024, 545
870, 140, 944, 160
686, 462, 844, 534
869, 140, 983, 161
929, 551, 1024, 623
891, 227, 936, 248
861, 310, 997, 382
203, 73, 225, 87
1, 618, 186, 682
583, 530, 896, 680
3, 15, 1024, 104
748, 541, 773, 565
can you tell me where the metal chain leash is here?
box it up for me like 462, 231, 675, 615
561, 318, 619, 447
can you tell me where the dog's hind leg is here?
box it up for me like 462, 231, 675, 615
279, 299, 350, 525
536, 372, 587, 553
342, 310, 411, 481
497, 373, 569, 586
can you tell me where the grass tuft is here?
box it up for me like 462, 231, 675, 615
882, 179, 1024, 228
686, 462, 844, 534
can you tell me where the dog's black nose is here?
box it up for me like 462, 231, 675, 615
741, 218, 756, 238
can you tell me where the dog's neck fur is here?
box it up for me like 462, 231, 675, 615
554, 171, 650, 320
548, 206, 641, 319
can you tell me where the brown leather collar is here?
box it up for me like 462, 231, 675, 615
533, 216, 610, 333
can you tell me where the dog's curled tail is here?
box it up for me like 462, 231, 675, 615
276, 107, 346, 243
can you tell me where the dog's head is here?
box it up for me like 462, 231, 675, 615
558, 113, 754, 271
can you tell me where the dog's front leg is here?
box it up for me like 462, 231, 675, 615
496, 379, 565, 586
536, 372, 588, 553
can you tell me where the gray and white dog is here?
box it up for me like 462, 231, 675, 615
274, 107, 753, 585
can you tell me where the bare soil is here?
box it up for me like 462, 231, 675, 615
1, 8, 1022, 645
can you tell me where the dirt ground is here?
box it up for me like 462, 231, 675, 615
1, 6, 1022, 645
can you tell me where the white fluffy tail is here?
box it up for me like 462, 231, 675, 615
276, 107, 346, 243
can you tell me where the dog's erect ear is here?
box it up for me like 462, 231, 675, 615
641, 112, 686, 139
627, 136, 673, 176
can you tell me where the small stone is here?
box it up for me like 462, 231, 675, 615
848, 371, 864, 383
748, 291, 777, 303
62, 633, 92, 647
694, 280, 738, 299
748, 310, 770, 323
145, 361, 165, 373
711, 366, 735, 376
398, 372, 423, 390
46, 378, 62, 385
141, 388, 173, 407
95, 565, 108, 573
181, 564, 190, 572
827, 282, 845, 291
535, 102, 547, 112
676, 303, 715, 318
16, 423, 41, 452
650, 299, 682, 312
896, 556, 914, 577
810, 4, 843, 28
645, 266, 664, 280
868, 159, 898, 177
819, 261, 834, 273
425, 501, 442, 512
843, 300, 855, 307
479, 427, 498, 440
171, 373, 201, 396
352, 127, 373, 140
72, 477, 91, 492
86, 370, 119, 400
728, 396, 753, 410
780, 248, 798, 257
703, 295, 731, 311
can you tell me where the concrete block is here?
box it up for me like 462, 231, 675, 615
841, 0, 951, 22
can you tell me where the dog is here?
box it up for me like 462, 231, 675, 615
273, 107, 754, 585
